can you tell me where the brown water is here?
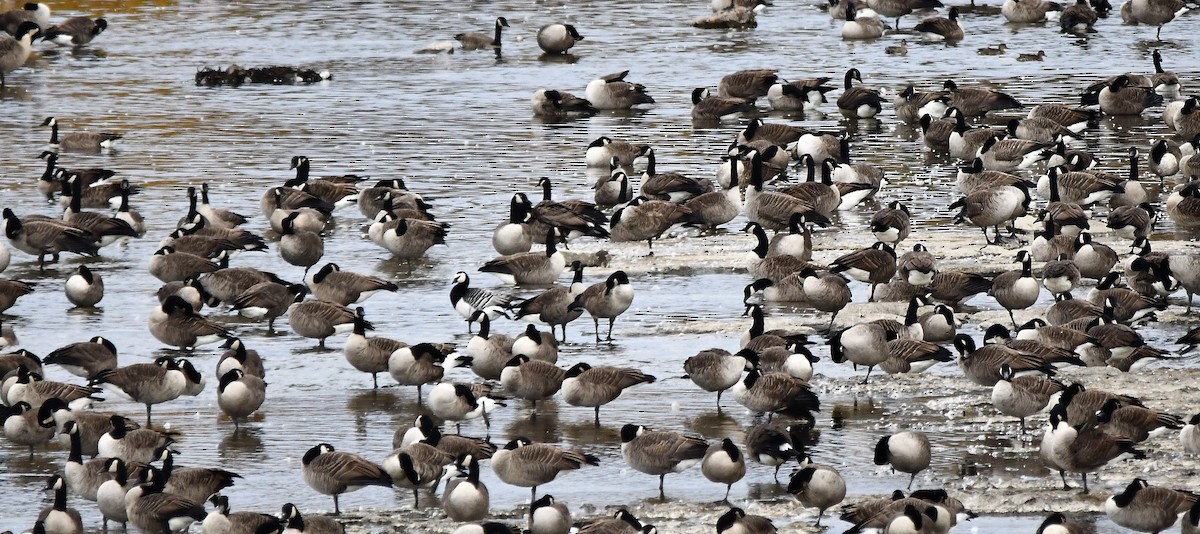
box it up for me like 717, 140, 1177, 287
1, 0, 1198, 532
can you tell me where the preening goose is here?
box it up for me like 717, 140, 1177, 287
0, 22, 41, 87
913, 7, 963, 41
842, 3, 887, 39
692, 87, 756, 121
718, 69, 778, 102
585, 71, 656, 111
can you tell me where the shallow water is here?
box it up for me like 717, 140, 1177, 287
0, 0, 1198, 532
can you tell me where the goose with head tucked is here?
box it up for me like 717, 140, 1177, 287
537, 23, 582, 54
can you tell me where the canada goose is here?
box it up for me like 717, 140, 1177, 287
91, 359, 191, 426
874, 431, 930, 489
640, 150, 709, 204
287, 293, 357, 349
492, 437, 599, 505
306, 263, 397, 305
694, 4, 759, 27
359, 180, 422, 220
1129, 0, 1186, 38
594, 170, 632, 208
885, 39, 909, 54
3, 401, 53, 454
38, 397, 129, 456
762, 212, 820, 259
1035, 512, 1093, 534
429, 381, 505, 431
990, 251, 1041, 327
1009, 117, 1081, 145
943, 80, 1023, 117
1148, 139, 1181, 178
1043, 404, 1145, 493
948, 182, 1031, 245
1178, 327, 1200, 355
795, 269, 849, 330
493, 195, 534, 255
462, 313, 514, 380
0, 3, 49, 32
741, 304, 810, 351
913, 7, 963, 40
38, 475, 83, 534
6, 367, 99, 410
1060, 0, 1098, 31
95, 414, 175, 465
126, 470, 207, 534
955, 158, 1031, 194
787, 456, 846, 527
394, 415, 496, 460
682, 348, 754, 409
148, 294, 228, 350
742, 422, 799, 481
584, 136, 650, 169
441, 453, 489, 521
610, 197, 700, 251
454, 16, 510, 51
561, 362, 655, 425
41, 117, 122, 152
217, 369, 265, 427
692, 87, 755, 121
278, 212, 324, 273
746, 223, 813, 279
829, 323, 897, 383
0, 21, 39, 87
301, 443, 391, 515
573, 271, 634, 342
1104, 479, 1198, 533
1042, 254, 1081, 295
95, 458, 135, 529
714, 508, 775, 534
837, 68, 886, 119
382, 439, 456, 506
920, 112, 957, 151
1001, 0, 1063, 21
387, 343, 467, 401
342, 308, 401, 388
260, 181, 336, 220
2, 208, 98, 268
1095, 398, 1182, 442
882, 337, 955, 375
232, 282, 306, 332
44, 336, 116, 379
584, 71, 655, 111
718, 69, 778, 103
149, 246, 221, 283
535, 22, 583, 55
1073, 233, 1118, 280
531, 89, 597, 119
842, 3, 887, 38
948, 113, 1006, 164
481, 230, 567, 286
1183, 413, 1200, 453
700, 438, 746, 501
682, 175, 741, 229
978, 136, 1051, 172
730, 368, 819, 421
192, 183, 248, 230
870, 201, 911, 246
530, 495, 571, 534
500, 355, 564, 410
55, 172, 123, 209
867, 0, 944, 28
0, 278, 32, 315
281, 503, 344, 534
153, 448, 240, 506
169, 223, 266, 258
954, 334, 1057, 386
1167, 181, 1200, 230
767, 78, 835, 110
511, 268, 585, 343
992, 363, 1066, 432
894, 85, 949, 125
216, 337, 265, 379
620, 424, 708, 498
1097, 75, 1164, 116
202, 495, 278, 534
896, 244, 937, 287
830, 242, 897, 301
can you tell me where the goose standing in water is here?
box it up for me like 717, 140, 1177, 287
455, 17, 509, 52
301, 443, 392, 515
0, 21, 40, 87
536, 23, 582, 54
573, 271, 634, 342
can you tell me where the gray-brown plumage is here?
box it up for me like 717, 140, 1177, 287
0, 277, 33, 313
953, 334, 1054, 386
388, 343, 468, 401
173, 217, 267, 255
574, 270, 635, 342
44, 17, 106, 47
692, 6, 758, 28
683, 348, 754, 409
897, 244, 937, 287
1094, 75, 1164, 116
738, 118, 809, 147
126, 474, 207, 534
718, 69, 778, 102
584, 71, 654, 110
2, 208, 98, 268
692, 87, 755, 120
949, 183, 1031, 245
343, 308, 403, 389
913, 7, 963, 40
287, 293, 358, 349
91, 360, 191, 427
866, 0, 944, 27
837, 68, 886, 119
44, 337, 116, 379
1059, 0, 1098, 31
217, 368, 265, 427
956, 159, 1032, 194
455, 16, 509, 51
640, 149, 709, 203
882, 338, 954, 374
154, 448, 240, 505
561, 362, 656, 425
991, 363, 1066, 431
1129, 0, 1187, 38
943, 80, 1023, 117
231, 282, 306, 332
1094, 399, 1182, 442
703, 439, 747, 502
500, 355, 564, 408
216, 338, 265, 379
1106, 479, 1199, 533
202, 495, 278, 534
149, 295, 228, 350
870, 201, 911, 246
41, 117, 122, 152
149, 246, 221, 283
532, 89, 598, 119
730, 368, 818, 418
279, 212, 324, 273
393, 416, 496, 459
0, 21, 39, 87
491, 437, 599, 504
3, 400, 53, 453
382, 440, 455, 506
481, 230, 569, 286
1057, 382, 1145, 427
196, 183, 247, 229
830, 242, 897, 301
511, 265, 584, 341
610, 197, 697, 250
1044, 404, 1145, 493
301, 443, 392, 515
621, 424, 708, 497
307, 263, 398, 305
1107, 203, 1155, 240
1002, 0, 1063, 22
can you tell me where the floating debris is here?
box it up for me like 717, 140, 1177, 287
194, 65, 332, 87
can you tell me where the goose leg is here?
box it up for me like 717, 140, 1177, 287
861, 365, 875, 385
145, 404, 153, 427
593, 317, 602, 342
593, 406, 601, 427
333, 494, 341, 515
607, 317, 616, 341
1058, 470, 1070, 490
658, 474, 666, 499
1009, 309, 1018, 329
723, 483, 731, 502
1081, 473, 1089, 494
372, 373, 378, 389
906, 472, 917, 489
716, 390, 723, 411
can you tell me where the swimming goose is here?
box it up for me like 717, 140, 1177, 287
387, 343, 468, 401
914, 7, 963, 40
217, 369, 265, 427
692, 87, 755, 121
491, 437, 599, 505
621, 424, 708, 498
1096, 75, 1164, 115
428, 382, 505, 431
1105, 479, 1199, 533
1001, 0, 1063, 21
278, 212, 324, 273
992, 363, 1066, 432
842, 3, 887, 39
41, 117, 122, 152
1095, 398, 1182, 442
1129, 0, 1187, 39
767, 78, 835, 110
1060, 0, 1098, 31
44, 336, 116, 379
574, 271, 634, 342
2, 208, 98, 268
954, 334, 1055, 386
532, 89, 597, 119
194, 183, 247, 230
443, 453, 489, 521
43, 16, 105, 47
702, 438, 746, 501
499, 355, 564, 410
536, 23, 582, 54
301, 443, 392, 515
874, 431, 931, 489
3, 401, 53, 454
149, 294, 228, 350
719, 69, 778, 102
920, 112, 957, 151
830, 242, 897, 301
287, 292, 357, 349
202, 495, 278, 534
232, 281, 306, 332
894, 85, 949, 123
789, 456, 847, 526
943, 80, 1023, 117
867, 0, 944, 28
738, 118, 808, 147
0, 22, 39, 87
683, 348, 754, 409
307, 263, 398, 305
481, 230, 567, 286
837, 68, 886, 118
456, 16, 509, 51
281, 503, 344, 534
581, 72, 655, 113
38, 475, 83, 534
562, 362, 655, 425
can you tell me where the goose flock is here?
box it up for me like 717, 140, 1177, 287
3, 1, 1200, 534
